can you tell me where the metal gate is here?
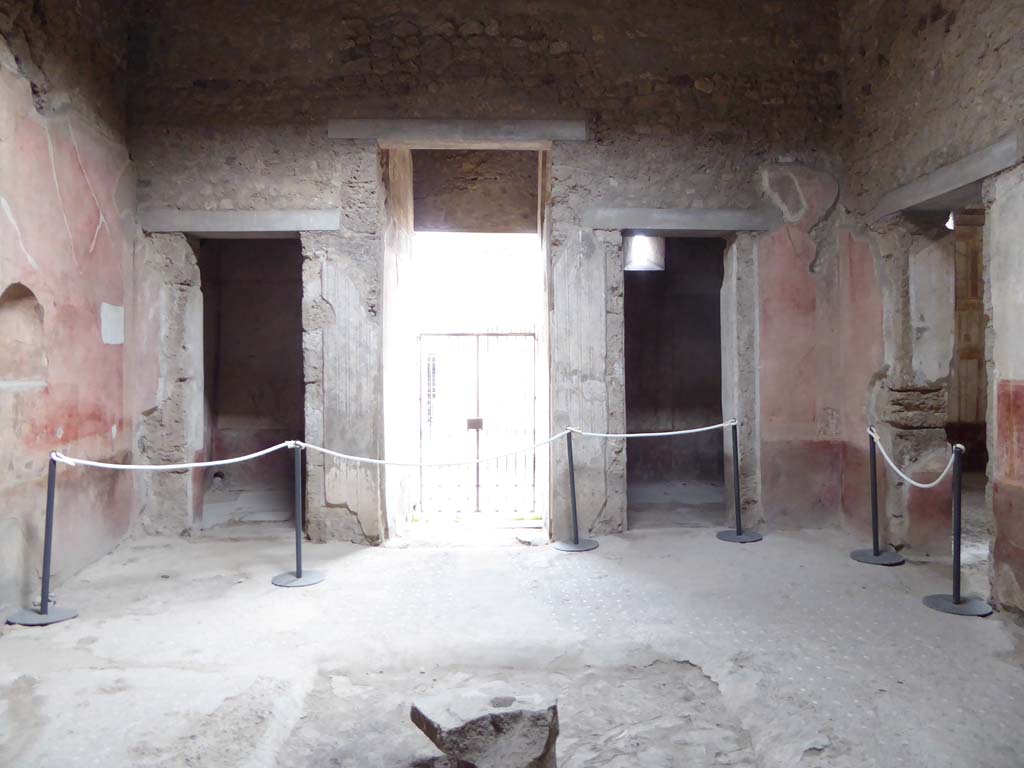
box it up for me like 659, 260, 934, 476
418, 333, 537, 527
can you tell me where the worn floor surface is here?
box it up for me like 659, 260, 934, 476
2, 526, 1023, 768
627, 480, 727, 529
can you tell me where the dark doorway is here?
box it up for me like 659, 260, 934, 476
625, 238, 726, 529
197, 239, 304, 528
945, 210, 992, 596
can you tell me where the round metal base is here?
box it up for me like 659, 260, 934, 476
553, 538, 599, 552
5, 606, 78, 626
923, 594, 993, 617
716, 530, 763, 543
850, 547, 905, 566
271, 570, 325, 588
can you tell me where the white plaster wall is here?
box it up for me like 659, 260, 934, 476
987, 164, 1024, 385
908, 236, 955, 386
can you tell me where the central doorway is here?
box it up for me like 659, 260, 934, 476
382, 148, 550, 543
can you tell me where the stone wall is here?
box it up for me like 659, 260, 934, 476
128, 0, 843, 542
412, 150, 538, 233
132, 233, 204, 534
128, 1, 840, 138
840, 0, 1024, 211
0, 3, 137, 612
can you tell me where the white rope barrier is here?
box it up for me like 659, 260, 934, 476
867, 427, 962, 490
51, 441, 299, 471
569, 418, 737, 439
50, 419, 739, 472
297, 431, 571, 468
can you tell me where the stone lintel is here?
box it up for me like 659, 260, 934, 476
327, 118, 587, 149
582, 206, 782, 235
871, 131, 1023, 221
139, 208, 341, 236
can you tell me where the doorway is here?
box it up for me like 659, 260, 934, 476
625, 238, 727, 529
197, 239, 304, 529
383, 149, 550, 542
945, 209, 992, 595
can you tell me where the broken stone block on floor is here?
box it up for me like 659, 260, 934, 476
410, 692, 559, 768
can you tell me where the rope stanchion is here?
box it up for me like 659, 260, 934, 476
10, 419, 749, 614
51, 441, 296, 471
924, 445, 992, 617
6, 456, 79, 627
850, 429, 905, 566
553, 429, 598, 552
717, 421, 762, 544
272, 443, 324, 588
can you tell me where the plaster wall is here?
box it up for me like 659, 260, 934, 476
986, 163, 1024, 612
756, 165, 843, 529
0, 4, 137, 612
720, 236, 762, 530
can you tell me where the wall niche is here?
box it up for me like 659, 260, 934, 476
0, 283, 47, 383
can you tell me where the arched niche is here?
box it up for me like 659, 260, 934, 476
0, 282, 47, 382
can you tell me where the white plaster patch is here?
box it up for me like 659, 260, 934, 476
761, 168, 807, 223
101, 302, 125, 345
0, 196, 39, 269
909, 239, 955, 385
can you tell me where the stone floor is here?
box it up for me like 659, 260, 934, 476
960, 472, 995, 599
627, 479, 727, 529
2, 524, 1023, 767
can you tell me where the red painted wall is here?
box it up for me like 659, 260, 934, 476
0, 61, 137, 611
757, 166, 843, 528
994, 380, 1024, 604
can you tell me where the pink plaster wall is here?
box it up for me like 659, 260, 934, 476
0, 62, 137, 610
758, 166, 843, 528
994, 380, 1024, 604
836, 230, 885, 535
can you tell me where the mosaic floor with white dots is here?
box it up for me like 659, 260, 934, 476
2, 525, 1023, 767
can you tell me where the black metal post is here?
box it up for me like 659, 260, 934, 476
293, 445, 303, 579
732, 423, 742, 536
553, 431, 598, 552
924, 444, 990, 615
870, 434, 880, 557
40, 457, 57, 615
717, 422, 762, 543
850, 430, 904, 565
271, 444, 324, 587
568, 431, 579, 545
6, 455, 78, 626
952, 446, 963, 604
